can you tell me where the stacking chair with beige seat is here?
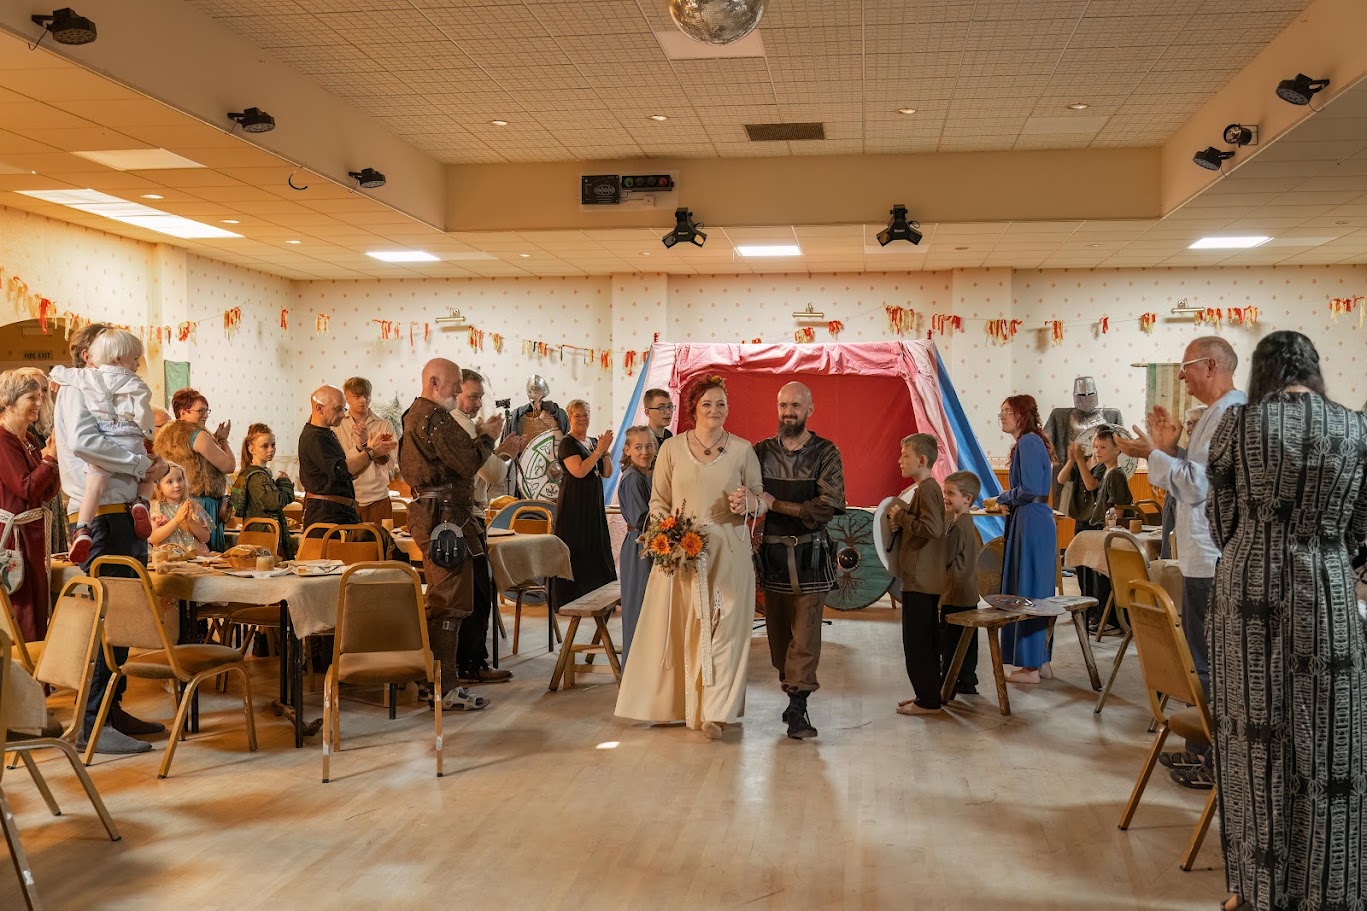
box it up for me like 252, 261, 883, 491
296, 522, 337, 561
1093, 531, 1154, 714
86, 556, 257, 778
321, 562, 442, 783
1117, 579, 1216, 871
491, 502, 560, 655
1, 630, 120, 911
322, 523, 384, 564
221, 517, 286, 654
0, 587, 41, 676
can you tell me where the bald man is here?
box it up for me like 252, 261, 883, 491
752, 381, 846, 740
400, 358, 503, 710
299, 384, 396, 527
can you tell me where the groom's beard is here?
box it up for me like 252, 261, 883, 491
778, 416, 807, 439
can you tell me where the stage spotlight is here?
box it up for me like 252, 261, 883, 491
30, 8, 96, 45
228, 107, 276, 133
1222, 124, 1254, 146
348, 167, 386, 189
1193, 147, 1235, 171
876, 204, 922, 246
661, 207, 706, 249
1275, 73, 1330, 106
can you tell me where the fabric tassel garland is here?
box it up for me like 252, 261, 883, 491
223, 307, 242, 338
1139, 312, 1158, 332
986, 318, 1023, 344
827, 319, 843, 337
1227, 306, 1260, 327
931, 313, 962, 335
1329, 296, 1364, 327
280, 309, 289, 330
491, 332, 502, 352
1045, 320, 1064, 343
794, 327, 815, 343
1194, 307, 1223, 327
600, 350, 611, 370
624, 350, 638, 375
315, 314, 330, 334
885, 305, 914, 335
1098, 316, 1109, 334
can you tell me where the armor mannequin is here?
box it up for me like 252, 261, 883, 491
1044, 377, 1123, 509
503, 375, 569, 495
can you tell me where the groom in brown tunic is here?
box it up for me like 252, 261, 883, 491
752, 382, 846, 740
400, 358, 502, 708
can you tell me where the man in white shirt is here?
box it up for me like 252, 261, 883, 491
55, 322, 171, 755
450, 369, 522, 684
1118, 336, 1245, 788
337, 377, 398, 524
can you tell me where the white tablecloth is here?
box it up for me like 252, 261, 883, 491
52, 561, 343, 639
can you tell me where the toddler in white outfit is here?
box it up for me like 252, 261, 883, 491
50, 328, 156, 562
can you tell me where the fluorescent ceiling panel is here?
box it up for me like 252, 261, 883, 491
655, 29, 765, 59
1188, 236, 1271, 249
15, 188, 241, 239
366, 250, 440, 262
735, 244, 801, 257
71, 149, 206, 170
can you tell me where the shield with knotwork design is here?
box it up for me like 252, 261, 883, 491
517, 429, 563, 500
824, 510, 894, 610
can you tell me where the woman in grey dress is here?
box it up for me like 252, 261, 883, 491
616, 426, 656, 665
1206, 331, 1367, 911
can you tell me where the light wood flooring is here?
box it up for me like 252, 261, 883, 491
1, 597, 1225, 910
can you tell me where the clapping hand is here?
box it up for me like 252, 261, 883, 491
368, 430, 397, 457
478, 413, 505, 441
214, 420, 232, 442
495, 433, 522, 458
1146, 405, 1182, 455
596, 429, 615, 454
1067, 440, 1086, 464
41, 433, 57, 461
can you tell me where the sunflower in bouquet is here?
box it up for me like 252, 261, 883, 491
639, 501, 709, 574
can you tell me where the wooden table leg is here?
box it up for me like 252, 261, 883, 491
1093, 629, 1133, 715
548, 616, 580, 691
1072, 610, 1102, 690
989, 629, 1011, 711
940, 627, 973, 704
987, 630, 1012, 716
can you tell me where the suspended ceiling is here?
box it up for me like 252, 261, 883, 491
0, 0, 1363, 277
184, 0, 1314, 163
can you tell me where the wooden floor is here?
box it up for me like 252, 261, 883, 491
2, 596, 1225, 910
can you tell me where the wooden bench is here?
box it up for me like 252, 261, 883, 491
940, 595, 1099, 716
548, 582, 623, 691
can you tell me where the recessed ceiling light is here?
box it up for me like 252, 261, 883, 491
955, 246, 969, 251
367, 250, 439, 262
1334, 219, 1352, 225
489, 119, 509, 126
1067, 103, 1090, 110
140, 193, 164, 200
735, 244, 801, 257
1188, 236, 1270, 250
649, 114, 668, 122
897, 107, 917, 115
1087, 243, 1101, 248
517, 253, 532, 258
639, 252, 651, 257
15, 188, 241, 239
285, 239, 301, 244
221, 219, 240, 224
72, 149, 205, 171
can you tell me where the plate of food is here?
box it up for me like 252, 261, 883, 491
288, 559, 345, 577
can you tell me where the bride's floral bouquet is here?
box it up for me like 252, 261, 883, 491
639, 501, 709, 575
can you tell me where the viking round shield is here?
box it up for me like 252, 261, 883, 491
1074, 424, 1138, 477
517, 429, 563, 500
824, 510, 895, 611
872, 496, 901, 574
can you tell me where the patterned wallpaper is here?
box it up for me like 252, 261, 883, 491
288, 277, 616, 460
2, 201, 1363, 471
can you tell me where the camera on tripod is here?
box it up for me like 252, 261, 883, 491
494, 397, 511, 409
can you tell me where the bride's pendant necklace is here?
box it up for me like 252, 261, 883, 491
694, 429, 727, 455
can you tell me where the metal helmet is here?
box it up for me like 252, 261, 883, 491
526, 374, 549, 402
1073, 376, 1099, 412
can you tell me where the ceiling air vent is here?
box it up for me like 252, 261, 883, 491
745, 122, 825, 141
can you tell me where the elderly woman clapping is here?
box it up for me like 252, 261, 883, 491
0, 369, 61, 642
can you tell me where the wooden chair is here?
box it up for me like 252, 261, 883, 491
322, 524, 384, 565
236, 517, 281, 554
549, 582, 623, 691
1117, 579, 1216, 871
1094, 531, 1153, 714
322, 563, 442, 783
86, 557, 258, 778
1, 630, 120, 911
297, 523, 337, 561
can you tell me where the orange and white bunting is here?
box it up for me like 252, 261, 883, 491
794, 327, 815, 343
1194, 307, 1223, 327
1329, 295, 1365, 327
931, 313, 962, 335
280, 308, 289, 330
1098, 316, 1109, 334
1139, 312, 1157, 332
315, 314, 330, 334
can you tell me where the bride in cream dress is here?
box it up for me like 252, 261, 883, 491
614, 376, 766, 739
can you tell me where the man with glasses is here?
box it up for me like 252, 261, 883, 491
643, 388, 674, 450
1117, 337, 1244, 790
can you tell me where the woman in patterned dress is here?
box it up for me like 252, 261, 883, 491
1206, 331, 1367, 911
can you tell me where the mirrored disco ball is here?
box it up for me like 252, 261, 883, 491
668, 0, 767, 45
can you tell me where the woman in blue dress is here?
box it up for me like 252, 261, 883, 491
992, 395, 1058, 684
615, 426, 657, 665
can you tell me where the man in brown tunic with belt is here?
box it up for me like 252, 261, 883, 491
400, 358, 502, 711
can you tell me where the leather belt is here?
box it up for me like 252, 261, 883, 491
304, 492, 357, 507
761, 533, 818, 594
1030, 495, 1050, 504
67, 503, 129, 523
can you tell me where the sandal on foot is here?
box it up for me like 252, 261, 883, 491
435, 687, 488, 711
